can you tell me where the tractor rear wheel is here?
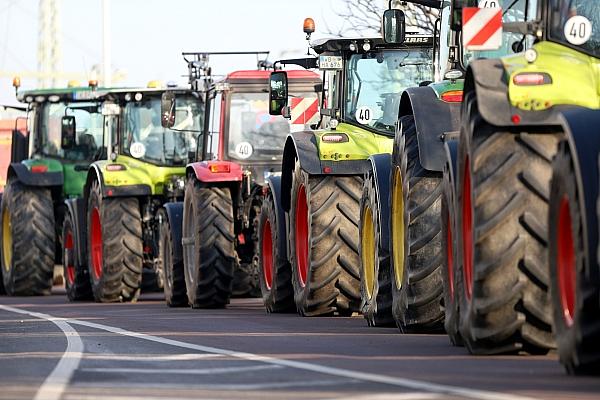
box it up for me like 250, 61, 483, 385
182, 180, 234, 308
258, 190, 295, 312
158, 209, 187, 307
1, 179, 54, 295
457, 94, 558, 354
87, 180, 143, 302
390, 115, 444, 332
63, 211, 92, 301
359, 169, 394, 326
548, 142, 600, 375
441, 160, 462, 345
289, 161, 361, 316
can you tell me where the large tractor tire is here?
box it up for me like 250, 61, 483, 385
390, 115, 444, 332
548, 142, 600, 375
182, 180, 234, 308
1, 180, 55, 296
359, 169, 394, 326
258, 191, 295, 312
441, 159, 462, 346
457, 93, 558, 354
87, 180, 143, 302
158, 209, 187, 307
63, 211, 92, 301
289, 161, 361, 316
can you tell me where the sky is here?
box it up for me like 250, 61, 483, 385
0, 0, 358, 106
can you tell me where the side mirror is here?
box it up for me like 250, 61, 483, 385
269, 71, 288, 116
161, 91, 176, 128
61, 115, 76, 149
382, 9, 406, 44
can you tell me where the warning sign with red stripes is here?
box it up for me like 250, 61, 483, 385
290, 97, 319, 126
462, 7, 502, 51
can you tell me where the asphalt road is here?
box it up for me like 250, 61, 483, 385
0, 289, 598, 400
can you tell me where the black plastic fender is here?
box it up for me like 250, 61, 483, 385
559, 108, 600, 283
280, 132, 370, 212
367, 153, 392, 251
265, 175, 287, 263
400, 87, 461, 172
7, 163, 63, 187
465, 59, 562, 127
163, 201, 184, 264
64, 197, 87, 268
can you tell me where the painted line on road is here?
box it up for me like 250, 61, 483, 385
1, 305, 538, 400
80, 364, 281, 375
0, 305, 83, 400
83, 353, 224, 361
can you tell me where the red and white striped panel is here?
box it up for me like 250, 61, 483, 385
462, 7, 502, 51
290, 97, 319, 126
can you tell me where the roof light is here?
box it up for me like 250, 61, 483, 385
349, 43, 357, 51
362, 42, 371, 52
441, 90, 464, 103
12, 76, 20, 89
30, 165, 48, 173
67, 80, 80, 88
35, 96, 46, 103
88, 79, 98, 88
134, 92, 143, 101
303, 18, 315, 34
513, 73, 552, 86
322, 133, 349, 143
106, 164, 126, 171
147, 80, 162, 88
209, 163, 231, 173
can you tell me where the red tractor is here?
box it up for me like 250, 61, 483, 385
159, 53, 321, 307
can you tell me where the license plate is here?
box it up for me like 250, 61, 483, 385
319, 56, 343, 70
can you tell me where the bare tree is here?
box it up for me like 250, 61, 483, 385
325, 0, 440, 37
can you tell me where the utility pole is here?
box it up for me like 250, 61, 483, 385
37, 0, 62, 88
103, 0, 111, 87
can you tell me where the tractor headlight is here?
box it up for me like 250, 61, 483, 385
165, 176, 185, 197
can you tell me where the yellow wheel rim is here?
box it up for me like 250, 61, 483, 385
2, 205, 12, 272
391, 167, 405, 289
361, 206, 376, 300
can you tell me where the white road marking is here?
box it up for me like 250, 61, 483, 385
83, 353, 223, 361
80, 364, 281, 375
343, 394, 443, 400
0, 305, 83, 400
1, 305, 539, 400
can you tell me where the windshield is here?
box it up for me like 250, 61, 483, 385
549, 0, 600, 58
345, 48, 434, 134
463, 0, 535, 65
123, 96, 203, 166
39, 101, 104, 161
227, 92, 318, 162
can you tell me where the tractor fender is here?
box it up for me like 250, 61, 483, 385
64, 197, 87, 268
85, 164, 151, 198
7, 163, 63, 187
367, 153, 392, 250
465, 59, 562, 127
265, 175, 287, 262
280, 132, 370, 212
399, 87, 461, 172
163, 201, 184, 264
186, 161, 243, 183
558, 108, 600, 283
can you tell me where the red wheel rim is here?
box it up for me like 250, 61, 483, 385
90, 207, 103, 280
462, 157, 473, 300
64, 229, 75, 285
295, 184, 309, 287
446, 210, 454, 298
262, 219, 274, 290
557, 196, 576, 327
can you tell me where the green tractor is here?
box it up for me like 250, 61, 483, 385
62, 84, 203, 302
1, 83, 116, 295
259, 17, 435, 316
445, 0, 599, 358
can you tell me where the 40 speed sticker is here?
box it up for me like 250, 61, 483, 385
355, 106, 373, 124
564, 16, 592, 46
235, 142, 253, 159
130, 142, 146, 159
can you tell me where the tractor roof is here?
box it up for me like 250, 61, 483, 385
221, 69, 320, 85
311, 35, 434, 55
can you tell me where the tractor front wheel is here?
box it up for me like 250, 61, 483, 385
87, 180, 143, 302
